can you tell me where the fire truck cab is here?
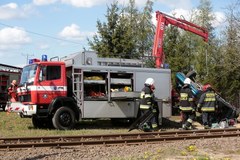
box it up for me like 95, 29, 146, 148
12, 51, 172, 130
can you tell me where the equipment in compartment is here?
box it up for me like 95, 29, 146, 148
110, 72, 134, 99
84, 72, 107, 100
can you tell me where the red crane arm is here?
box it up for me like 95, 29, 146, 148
152, 11, 209, 68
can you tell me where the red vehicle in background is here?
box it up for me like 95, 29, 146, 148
0, 64, 21, 111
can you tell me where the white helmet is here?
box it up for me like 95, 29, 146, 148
145, 78, 154, 86
184, 78, 191, 85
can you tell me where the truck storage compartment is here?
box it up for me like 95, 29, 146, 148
110, 72, 135, 100
83, 71, 107, 100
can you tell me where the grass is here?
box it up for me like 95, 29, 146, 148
0, 111, 183, 138
0, 111, 132, 138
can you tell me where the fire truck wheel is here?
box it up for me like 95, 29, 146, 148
52, 107, 76, 130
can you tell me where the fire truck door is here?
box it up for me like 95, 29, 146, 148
37, 65, 66, 104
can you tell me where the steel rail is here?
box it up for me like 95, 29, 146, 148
0, 128, 240, 149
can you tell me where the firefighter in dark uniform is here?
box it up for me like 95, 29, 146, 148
197, 84, 217, 129
179, 78, 196, 130
139, 78, 158, 132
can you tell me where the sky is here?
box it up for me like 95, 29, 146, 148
0, 0, 231, 67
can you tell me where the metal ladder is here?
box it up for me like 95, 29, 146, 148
72, 67, 83, 107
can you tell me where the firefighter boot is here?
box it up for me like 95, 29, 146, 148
204, 125, 210, 129
181, 124, 187, 130
184, 119, 193, 130
151, 123, 159, 131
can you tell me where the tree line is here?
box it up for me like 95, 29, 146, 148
88, 0, 240, 106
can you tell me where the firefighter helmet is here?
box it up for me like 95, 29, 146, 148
184, 78, 191, 85
145, 78, 154, 86
202, 84, 212, 91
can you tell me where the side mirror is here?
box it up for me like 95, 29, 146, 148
24, 82, 28, 92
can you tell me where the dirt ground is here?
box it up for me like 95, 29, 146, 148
167, 114, 240, 130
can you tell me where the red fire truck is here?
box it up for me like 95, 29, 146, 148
9, 52, 172, 130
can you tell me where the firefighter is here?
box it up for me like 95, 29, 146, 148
139, 78, 158, 132
8, 80, 18, 102
197, 84, 217, 129
179, 78, 196, 130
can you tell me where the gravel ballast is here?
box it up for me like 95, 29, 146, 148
1, 137, 240, 160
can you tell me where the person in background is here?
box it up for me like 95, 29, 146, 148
197, 84, 217, 129
179, 78, 196, 130
139, 78, 158, 132
8, 80, 18, 102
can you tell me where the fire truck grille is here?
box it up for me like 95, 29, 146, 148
19, 94, 31, 102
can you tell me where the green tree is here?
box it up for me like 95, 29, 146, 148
217, 1, 240, 104
120, 0, 139, 58
137, 0, 154, 59
88, 0, 154, 60
88, 2, 120, 57
192, 0, 216, 82
164, 25, 189, 82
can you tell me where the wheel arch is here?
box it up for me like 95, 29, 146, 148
49, 96, 81, 121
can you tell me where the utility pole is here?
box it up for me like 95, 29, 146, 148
22, 53, 34, 64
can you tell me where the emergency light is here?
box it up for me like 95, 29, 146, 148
42, 55, 48, 61
29, 58, 40, 64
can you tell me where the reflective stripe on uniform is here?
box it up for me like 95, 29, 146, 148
144, 94, 152, 98
180, 93, 188, 100
201, 107, 215, 111
204, 98, 216, 102
152, 109, 157, 113
187, 118, 193, 123
188, 98, 194, 102
206, 93, 215, 97
140, 104, 151, 109
152, 123, 158, 129
140, 92, 152, 99
204, 93, 216, 102
179, 106, 192, 111
140, 92, 145, 98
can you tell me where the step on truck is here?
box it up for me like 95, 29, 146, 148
9, 51, 172, 130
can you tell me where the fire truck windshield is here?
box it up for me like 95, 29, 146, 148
20, 64, 38, 86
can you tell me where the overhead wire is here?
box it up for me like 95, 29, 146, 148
0, 22, 84, 45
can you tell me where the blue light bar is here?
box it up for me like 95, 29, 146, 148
42, 55, 48, 61
29, 59, 34, 64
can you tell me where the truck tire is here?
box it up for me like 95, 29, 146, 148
52, 107, 76, 130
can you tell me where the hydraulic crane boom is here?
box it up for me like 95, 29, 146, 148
152, 11, 209, 68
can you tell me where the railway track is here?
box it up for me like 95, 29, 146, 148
0, 128, 240, 150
